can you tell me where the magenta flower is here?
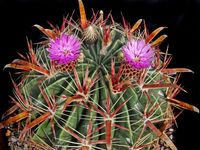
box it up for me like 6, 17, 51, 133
122, 39, 154, 69
48, 34, 81, 65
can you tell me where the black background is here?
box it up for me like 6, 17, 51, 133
0, 0, 200, 149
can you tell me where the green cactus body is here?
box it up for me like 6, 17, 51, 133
1, 0, 198, 150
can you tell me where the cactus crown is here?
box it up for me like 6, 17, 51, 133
0, 0, 198, 150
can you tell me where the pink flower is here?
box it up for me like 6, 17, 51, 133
48, 34, 81, 65
122, 39, 154, 69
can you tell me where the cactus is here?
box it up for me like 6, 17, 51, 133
0, 0, 199, 149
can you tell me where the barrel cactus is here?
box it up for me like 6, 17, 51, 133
0, 0, 198, 149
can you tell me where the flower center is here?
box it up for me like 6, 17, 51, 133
63, 49, 70, 56
133, 56, 141, 62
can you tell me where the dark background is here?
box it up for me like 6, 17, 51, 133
0, 0, 200, 149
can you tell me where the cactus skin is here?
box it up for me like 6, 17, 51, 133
1, 0, 199, 150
